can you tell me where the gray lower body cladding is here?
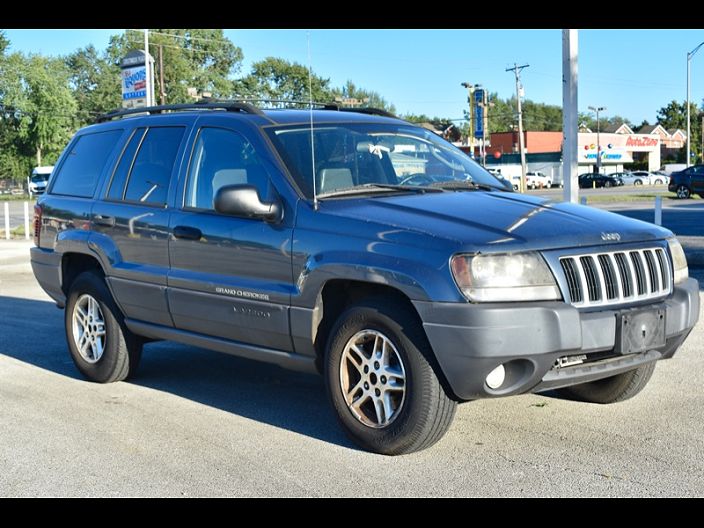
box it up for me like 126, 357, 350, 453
413, 277, 700, 401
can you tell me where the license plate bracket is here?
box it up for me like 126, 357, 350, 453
616, 308, 666, 355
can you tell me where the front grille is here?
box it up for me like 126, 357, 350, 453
559, 248, 671, 307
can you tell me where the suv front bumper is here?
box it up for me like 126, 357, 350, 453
413, 277, 700, 400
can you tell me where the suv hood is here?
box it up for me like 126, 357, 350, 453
321, 191, 672, 252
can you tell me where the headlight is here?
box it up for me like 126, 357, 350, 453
450, 252, 561, 302
667, 238, 689, 284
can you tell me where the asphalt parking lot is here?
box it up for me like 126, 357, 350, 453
1, 240, 702, 497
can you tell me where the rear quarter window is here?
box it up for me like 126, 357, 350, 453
51, 129, 123, 198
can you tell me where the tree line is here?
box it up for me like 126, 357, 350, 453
0, 29, 395, 182
1, 29, 702, 182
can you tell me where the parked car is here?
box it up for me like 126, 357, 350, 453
30, 101, 699, 455
486, 168, 514, 191
652, 170, 669, 182
633, 170, 667, 185
668, 165, 704, 199
526, 171, 552, 189
609, 171, 652, 186
578, 173, 623, 188
28, 166, 53, 196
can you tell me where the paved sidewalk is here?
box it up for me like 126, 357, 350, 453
0, 239, 33, 273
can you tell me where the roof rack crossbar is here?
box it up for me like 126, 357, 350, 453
229, 98, 337, 108
95, 101, 266, 123
338, 107, 397, 118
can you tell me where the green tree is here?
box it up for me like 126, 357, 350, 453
402, 113, 461, 142
0, 31, 8, 56
0, 52, 77, 177
331, 80, 396, 113
66, 45, 121, 125
655, 99, 702, 163
107, 29, 244, 104
238, 57, 334, 102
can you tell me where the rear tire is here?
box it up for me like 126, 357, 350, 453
324, 298, 456, 455
64, 271, 142, 383
677, 185, 691, 199
604, 181, 613, 188
556, 363, 656, 404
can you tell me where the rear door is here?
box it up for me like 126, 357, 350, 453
92, 120, 191, 327
167, 117, 295, 350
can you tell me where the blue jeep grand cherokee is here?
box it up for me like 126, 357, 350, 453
30, 102, 699, 455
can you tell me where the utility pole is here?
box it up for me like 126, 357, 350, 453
562, 29, 579, 204
588, 105, 606, 174
507, 63, 529, 193
461, 82, 475, 160
158, 44, 166, 105
144, 29, 152, 107
481, 89, 487, 167
686, 42, 704, 167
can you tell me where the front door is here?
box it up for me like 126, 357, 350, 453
168, 122, 294, 351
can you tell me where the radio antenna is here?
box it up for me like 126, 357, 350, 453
307, 31, 319, 211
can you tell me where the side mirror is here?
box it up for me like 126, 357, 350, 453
214, 184, 282, 223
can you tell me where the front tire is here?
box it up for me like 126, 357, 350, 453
604, 180, 613, 188
634, 179, 643, 186
65, 271, 142, 383
324, 298, 456, 455
556, 363, 656, 404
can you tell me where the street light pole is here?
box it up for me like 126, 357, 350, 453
461, 82, 475, 160
588, 105, 606, 174
686, 41, 704, 167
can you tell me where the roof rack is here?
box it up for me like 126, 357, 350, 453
95, 101, 266, 123
95, 99, 400, 124
215, 98, 398, 118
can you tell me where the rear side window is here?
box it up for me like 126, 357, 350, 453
51, 130, 123, 198
122, 127, 185, 206
107, 128, 146, 201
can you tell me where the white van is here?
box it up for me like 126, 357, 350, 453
662, 163, 687, 175
28, 166, 53, 196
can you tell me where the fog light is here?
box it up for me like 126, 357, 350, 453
486, 364, 506, 389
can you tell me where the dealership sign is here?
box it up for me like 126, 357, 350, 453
120, 50, 152, 109
122, 66, 147, 100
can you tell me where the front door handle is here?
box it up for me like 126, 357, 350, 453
173, 225, 202, 241
94, 214, 115, 227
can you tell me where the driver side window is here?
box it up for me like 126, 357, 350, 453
185, 127, 269, 210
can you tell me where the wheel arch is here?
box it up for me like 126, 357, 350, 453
308, 278, 458, 399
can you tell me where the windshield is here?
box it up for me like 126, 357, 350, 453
31, 175, 48, 183
266, 123, 503, 198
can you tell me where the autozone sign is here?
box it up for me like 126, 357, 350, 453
625, 136, 659, 147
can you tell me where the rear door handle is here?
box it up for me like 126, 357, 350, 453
173, 225, 202, 240
93, 215, 115, 227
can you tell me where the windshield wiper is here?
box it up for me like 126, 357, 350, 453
317, 183, 444, 199
429, 181, 503, 192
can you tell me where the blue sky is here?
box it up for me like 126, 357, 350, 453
4, 29, 704, 126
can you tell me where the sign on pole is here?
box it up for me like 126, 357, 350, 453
120, 50, 153, 109
474, 88, 485, 139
